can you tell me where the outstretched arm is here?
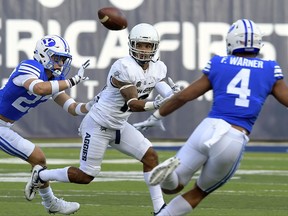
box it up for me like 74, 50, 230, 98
272, 79, 288, 107
53, 92, 98, 116
158, 75, 211, 117
112, 77, 169, 112
23, 60, 90, 96
133, 75, 211, 131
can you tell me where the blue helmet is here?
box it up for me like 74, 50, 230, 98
33, 35, 72, 77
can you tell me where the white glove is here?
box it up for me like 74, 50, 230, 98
67, 60, 90, 87
133, 114, 166, 131
168, 77, 181, 93
153, 94, 171, 109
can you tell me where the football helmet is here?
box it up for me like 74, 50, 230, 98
33, 35, 72, 77
226, 19, 263, 55
128, 23, 159, 65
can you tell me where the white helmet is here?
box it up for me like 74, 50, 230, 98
226, 19, 263, 55
33, 35, 72, 77
128, 23, 159, 64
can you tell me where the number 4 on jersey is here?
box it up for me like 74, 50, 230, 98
227, 68, 251, 107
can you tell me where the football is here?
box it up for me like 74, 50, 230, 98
97, 7, 128, 31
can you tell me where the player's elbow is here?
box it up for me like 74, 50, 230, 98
32, 84, 49, 96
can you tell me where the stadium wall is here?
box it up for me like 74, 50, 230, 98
1, 0, 288, 141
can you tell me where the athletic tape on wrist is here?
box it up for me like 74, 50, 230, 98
63, 98, 76, 112
50, 80, 60, 94
28, 80, 43, 94
75, 103, 86, 115
144, 101, 156, 111
67, 77, 75, 87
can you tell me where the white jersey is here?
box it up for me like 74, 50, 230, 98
89, 56, 167, 129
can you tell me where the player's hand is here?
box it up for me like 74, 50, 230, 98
85, 93, 101, 111
133, 114, 166, 131
77, 59, 90, 80
168, 77, 181, 93
67, 60, 90, 87
153, 94, 171, 109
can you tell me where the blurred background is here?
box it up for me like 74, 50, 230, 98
1, 0, 288, 141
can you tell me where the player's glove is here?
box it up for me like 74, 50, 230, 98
67, 60, 90, 87
133, 114, 166, 131
168, 77, 181, 93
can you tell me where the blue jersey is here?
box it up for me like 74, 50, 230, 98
0, 59, 65, 121
203, 55, 283, 133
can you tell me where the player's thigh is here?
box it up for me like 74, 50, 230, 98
175, 121, 212, 186
79, 114, 111, 177
198, 128, 247, 193
110, 122, 152, 161
0, 125, 35, 161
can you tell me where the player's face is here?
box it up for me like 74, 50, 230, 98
135, 42, 153, 60
51, 55, 68, 70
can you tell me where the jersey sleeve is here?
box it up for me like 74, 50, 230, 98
202, 55, 219, 76
272, 61, 284, 81
11, 60, 43, 86
110, 59, 135, 83
156, 61, 167, 81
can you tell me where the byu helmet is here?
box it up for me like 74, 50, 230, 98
128, 23, 160, 65
226, 19, 263, 55
33, 35, 72, 77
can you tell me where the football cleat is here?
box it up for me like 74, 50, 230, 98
149, 157, 180, 186
43, 198, 80, 215
24, 164, 45, 201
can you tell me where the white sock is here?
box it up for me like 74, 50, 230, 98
163, 195, 193, 216
143, 171, 165, 213
160, 171, 179, 190
39, 186, 55, 206
39, 167, 70, 182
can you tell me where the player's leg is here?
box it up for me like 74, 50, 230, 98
150, 118, 212, 194
0, 125, 80, 214
150, 118, 218, 215
110, 122, 165, 215
37, 114, 111, 184
160, 121, 248, 216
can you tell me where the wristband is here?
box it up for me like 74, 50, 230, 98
144, 101, 156, 111
50, 81, 60, 94
67, 75, 80, 88
63, 98, 76, 112
75, 103, 86, 115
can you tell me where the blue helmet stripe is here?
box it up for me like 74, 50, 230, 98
248, 19, 254, 47
241, 19, 248, 47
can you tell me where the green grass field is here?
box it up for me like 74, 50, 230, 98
0, 145, 287, 216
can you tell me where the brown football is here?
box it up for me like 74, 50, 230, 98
97, 7, 128, 31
